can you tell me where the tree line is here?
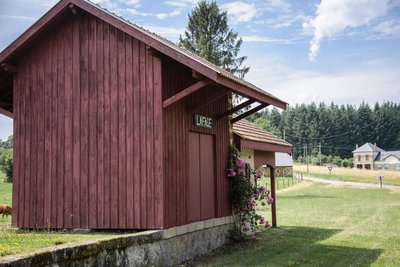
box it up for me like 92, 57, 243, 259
249, 102, 400, 161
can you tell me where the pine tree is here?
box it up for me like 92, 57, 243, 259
180, 0, 249, 78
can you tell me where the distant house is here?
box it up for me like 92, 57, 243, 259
353, 143, 400, 171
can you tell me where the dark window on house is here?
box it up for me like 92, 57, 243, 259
365, 155, 369, 161
358, 155, 361, 161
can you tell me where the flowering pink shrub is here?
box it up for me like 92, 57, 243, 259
236, 160, 245, 168
227, 145, 272, 242
227, 169, 236, 177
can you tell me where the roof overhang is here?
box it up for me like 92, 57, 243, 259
0, 0, 288, 117
239, 138, 292, 154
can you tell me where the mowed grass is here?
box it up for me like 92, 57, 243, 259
0, 170, 121, 257
294, 164, 400, 186
195, 182, 400, 266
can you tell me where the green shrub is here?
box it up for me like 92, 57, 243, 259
0, 149, 12, 182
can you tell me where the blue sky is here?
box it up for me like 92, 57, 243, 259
1, 0, 400, 140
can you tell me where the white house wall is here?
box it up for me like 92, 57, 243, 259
240, 148, 255, 169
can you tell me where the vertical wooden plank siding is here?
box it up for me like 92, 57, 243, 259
64, 21, 73, 229
88, 15, 97, 229
71, 16, 81, 227
12, 13, 163, 229
96, 18, 105, 229
12, 59, 19, 227
162, 56, 231, 228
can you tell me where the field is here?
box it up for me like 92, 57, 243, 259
194, 182, 400, 266
294, 164, 400, 186
0, 170, 119, 257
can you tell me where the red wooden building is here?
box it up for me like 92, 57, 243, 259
0, 0, 287, 230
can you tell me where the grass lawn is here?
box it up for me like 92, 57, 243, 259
194, 182, 400, 266
0, 170, 123, 257
294, 164, 400, 186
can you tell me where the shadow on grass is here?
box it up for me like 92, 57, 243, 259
190, 226, 382, 267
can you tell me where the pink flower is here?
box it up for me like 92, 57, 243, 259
260, 186, 266, 193
236, 160, 245, 168
267, 197, 274, 205
260, 217, 265, 224
243, 226, 250, 232
259, 193, 265, 199
252, 236, 261, 241
261, 202, 266, 206
237, 169, 244, 175
264, 221, 271, 228
227, 169, 236, 177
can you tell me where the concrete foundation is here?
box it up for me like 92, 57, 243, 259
0, 216, 233, 267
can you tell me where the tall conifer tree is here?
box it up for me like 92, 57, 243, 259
180, 0, 249, 78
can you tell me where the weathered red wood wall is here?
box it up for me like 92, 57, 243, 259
12, 13, 163, 229
162, 56, 231, 228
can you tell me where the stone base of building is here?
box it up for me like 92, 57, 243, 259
0, 216, 233, 267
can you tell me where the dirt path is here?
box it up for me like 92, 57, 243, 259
302, 176, 400, 189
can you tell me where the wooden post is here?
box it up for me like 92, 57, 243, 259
270, 166, 277, 227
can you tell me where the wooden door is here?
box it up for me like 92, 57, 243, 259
188, 132, 215, 222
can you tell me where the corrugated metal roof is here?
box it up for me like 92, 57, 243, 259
275, 152, 293, 167
233, 119, 292, 147
352, 142, 384, 153
376, 151, 400, 161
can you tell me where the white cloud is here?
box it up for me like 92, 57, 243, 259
242, 35, 293, 44
305, 0, 391, 61
156, 9, 181, 19
90, 0, 119, 10
262, 68, 400, 106
262, 14, 305, 29
91, 0, 141, 12
125, 0, 140, 5
372, 19, 400, 38
264, 0, 292, 13
221, 2, 257, 24
143, 25, 185, 39
126, 8, 149, 17
165, 0, 197, 8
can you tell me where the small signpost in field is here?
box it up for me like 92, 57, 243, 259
377, 176, 384, 188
